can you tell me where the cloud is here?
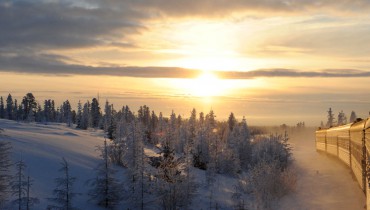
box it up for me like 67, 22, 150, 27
218, 69, 370, 79
0, 1, 145, 51
123, 0, 370, 17
0, 53, 200, 78
1, 53, 370, 79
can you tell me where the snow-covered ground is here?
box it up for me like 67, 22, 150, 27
0, 119, 239, 210
0, 119, 106, 210
0, 120, 365, 210
277, 129, 366, 210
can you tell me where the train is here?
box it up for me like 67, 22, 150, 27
315, 118, 370, 208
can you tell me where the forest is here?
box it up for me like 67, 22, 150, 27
0, 93, 296, 210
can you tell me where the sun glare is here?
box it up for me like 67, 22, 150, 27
168, 71, 236, 99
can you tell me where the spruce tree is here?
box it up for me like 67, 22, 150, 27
349, 111, 357, 123
11, 159, 39, 210
47, 158, 79, 210
0, 97, 5, 119
87, 138, 121, 209
0, 134, 11, 208
326, 107, 335, 127
90, 98, 100, 128
6, 94, 13, 120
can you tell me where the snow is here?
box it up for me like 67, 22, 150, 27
0, 120, 366, 210
277, 128, 366, 210
0, 119, 106, 210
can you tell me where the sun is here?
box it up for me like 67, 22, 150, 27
170, 71, 234, 98
191, 71, 221, 97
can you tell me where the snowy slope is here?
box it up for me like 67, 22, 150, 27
0, 119, 106, 210
0, 119, 240, 210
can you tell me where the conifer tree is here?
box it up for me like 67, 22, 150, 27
0, 134, 11, 208
90, 98, 100, 128
349, 111, 357, 123
11, 159, 27, 210
6, 94, 13, 120
0, 97, 5, 119
11, 159, 39, 210
326, 107, 335, 127
125, 120, 146, 210
87, 138, 121, 209
337, 110, 347, 126
22, 93, 37, 122
157, 127, 186, 210
47, 158, 79, 210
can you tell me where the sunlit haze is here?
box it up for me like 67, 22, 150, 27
1, 1, 370, 125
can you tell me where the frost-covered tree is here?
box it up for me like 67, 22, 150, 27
0, 97, 5, 119
75, 101, 82, 129
11, 159, 27, 210
87, 138, 121, 209
157, 139, 186, 210
124, 120, 147, 210
238, 117, 251, 170
22, 93, 37, 122
227, 112, 237, 132
90, 98, 100, 128
48, 158, 79, 210
62, 100, 73, 127
103, 101, 112, 133
251, 134, 291, 170
0, 135, 11, 208
326, 107, 335, 128
5, 94, 13, 120
349, 111, 357, 123
79, 101, 91, 130
25, 175, 39, 210
11, 159, 39, 210
337, 110, 347, 126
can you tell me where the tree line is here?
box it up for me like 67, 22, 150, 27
0, 93, 295, 209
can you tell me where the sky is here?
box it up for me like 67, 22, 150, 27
1, 0, 370, 125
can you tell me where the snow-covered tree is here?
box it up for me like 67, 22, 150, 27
11, 159, 39, 210
62, 100, 73, 127
22, 93, 37, 122
0, 97, 5, 119
238, 117, 251, 170
103, 100, 112, 133
228, 112, 237, 132
79, 101, 91, 130
326, 107, 335, 128
87, 138, 121, 209
5, 94, 13, 120
337, 110, 347, 126
157, 139, 186, 210
25, 175, 39, 210
48, 158, 79, 210
0, 135, 11, 208
90, 98, 100, 128
75, 101, 82, 129
11, 159, 27, 210
349, 111, 357, 123
124, 120, 147, 210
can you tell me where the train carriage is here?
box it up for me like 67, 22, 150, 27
350, 119, 366, 192
335, 124, 351, 166
326, 126, 340, 157
316, 118, 370, 209
364, 119, 370, 207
